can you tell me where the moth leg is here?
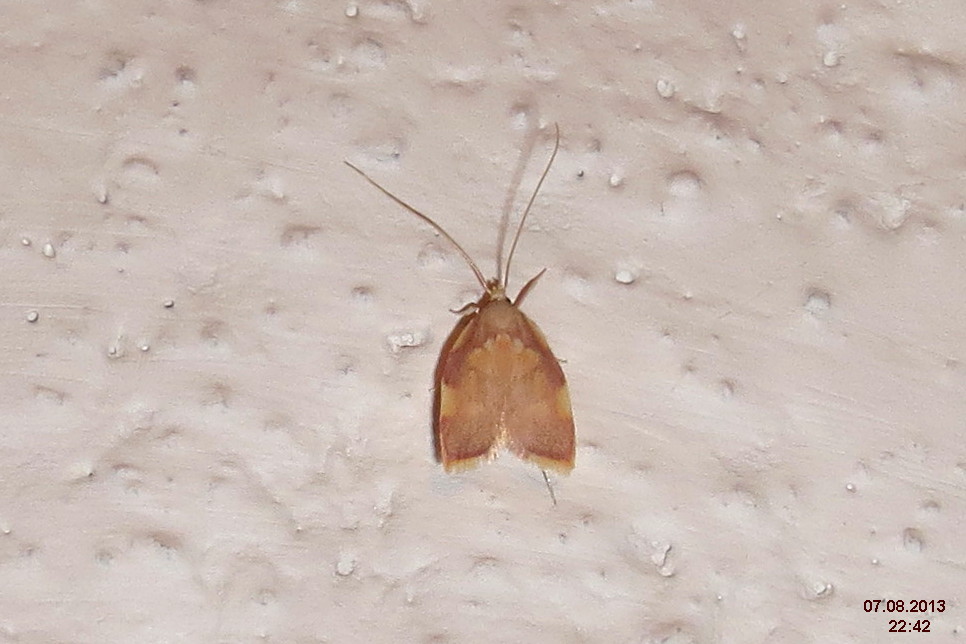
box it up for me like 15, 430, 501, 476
449, 301, 478, 315
541, 469, 557, 506
513, 268, 547, 307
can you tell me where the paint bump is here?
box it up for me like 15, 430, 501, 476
804, 288, 831, 317
387, 329, 428, 353
902, 527, 925, 552
614, 269, 636, 285
667, 170, 702, 198
656, 78, 675, 98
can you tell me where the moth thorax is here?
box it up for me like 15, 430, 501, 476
479, 297, 521, 330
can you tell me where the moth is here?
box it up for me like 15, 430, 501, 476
345, 126, 575, 480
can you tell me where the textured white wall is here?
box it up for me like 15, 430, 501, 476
1, 1, 964, 642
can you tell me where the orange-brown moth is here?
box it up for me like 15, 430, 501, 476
345, 125, 574, 481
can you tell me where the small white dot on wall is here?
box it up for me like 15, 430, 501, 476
614, 269, 636, 285
107, 341, 124, 359
805, 289, 831, 316
26, 310, 39, 323
808, 582, 834, 599
656, 78, 675, 99
387, 329, 428, 354
731, 23, 747, 52
21, 237, 31, 246
42, 242, 56, 258
336, 550, 356, 576
68, 462, 95, 481
93, 182, 109, 204
345, 4, 358, 17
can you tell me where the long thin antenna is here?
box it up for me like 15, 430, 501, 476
502, 123, 560, 290
495, 128, 540, 284
344, 161, 488, 290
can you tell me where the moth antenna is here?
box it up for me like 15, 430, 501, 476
345, 161, 488, 291
541, 469, 558, 507
502, 123, 560, 290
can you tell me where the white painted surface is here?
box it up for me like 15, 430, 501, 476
1, 1, 964, 642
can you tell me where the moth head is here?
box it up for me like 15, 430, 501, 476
484, 278, 508, 302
